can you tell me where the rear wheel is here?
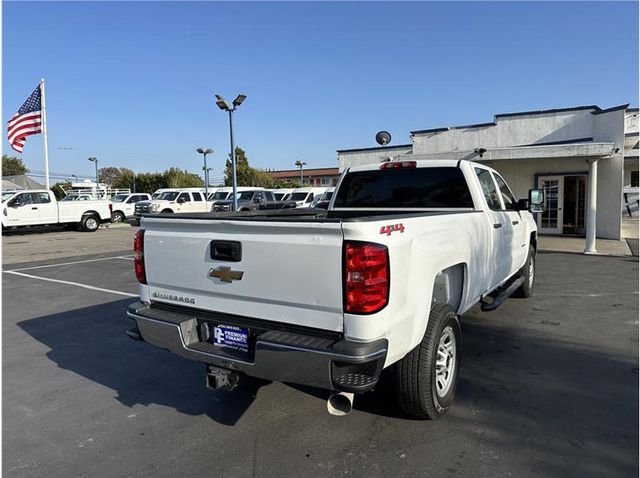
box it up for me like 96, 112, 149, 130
80, 214, 100, 232
395, 303, 461, 419
514, 246, 535, 298
111, 211, 125, 223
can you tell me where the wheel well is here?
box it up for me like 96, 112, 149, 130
82, 210, 100, 218
432, 263, 466, 314
112, 209, 124, 216
161, 209, 174, 213
530, 231, 537, 251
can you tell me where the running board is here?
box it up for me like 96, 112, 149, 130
480, 276, 525, 312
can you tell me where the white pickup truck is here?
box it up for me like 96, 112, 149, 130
127, 159, 543, 418
109, 193, 151, 223
2, 189, 111, 232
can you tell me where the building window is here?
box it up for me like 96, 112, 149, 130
632, 171, 639, 187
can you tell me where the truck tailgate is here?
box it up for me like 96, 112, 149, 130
142, 217, 345, 332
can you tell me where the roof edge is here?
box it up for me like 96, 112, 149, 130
592, 103, 630, 115
336, 143, 413, 154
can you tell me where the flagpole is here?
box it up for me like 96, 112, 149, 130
40, 78, 50, 189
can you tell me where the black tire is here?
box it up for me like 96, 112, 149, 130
111, 211, 125, 223
514, 246, 535, 298
161, 209, 174, 214
395, 303, 461, 419
80, 214, 100, 232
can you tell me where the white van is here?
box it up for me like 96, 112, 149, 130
288, 187, 329, 208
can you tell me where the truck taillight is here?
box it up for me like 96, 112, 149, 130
134, 230, 146, 284
380, 161, 416, 170
344, 241, 389, 314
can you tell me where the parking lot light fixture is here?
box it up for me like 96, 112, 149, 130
197, 148, 214, 198
87, 157, 98, 194
295, 160, 307, 187
215, 93, 246, 211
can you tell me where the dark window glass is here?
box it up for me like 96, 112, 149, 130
274, 193, 284, 201
475, 168, 502, 210
265, 191, 275, 202
192, 192, 203, 201
493, 173, 517, 209
334, 167, 474, 208
178, 193, 190, 202
35, 192, 51, 204
632, 171, 639, 187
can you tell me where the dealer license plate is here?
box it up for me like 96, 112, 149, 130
212, 325, 249, 353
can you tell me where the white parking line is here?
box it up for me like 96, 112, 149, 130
4, 271, 137, 298
6, 255, 134, 272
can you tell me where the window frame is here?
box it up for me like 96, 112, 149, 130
474, 167, 504, 211
492, 172, 518, 211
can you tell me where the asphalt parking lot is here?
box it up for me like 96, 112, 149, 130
3, 228, 639, 477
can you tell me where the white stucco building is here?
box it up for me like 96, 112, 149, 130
338, 104, 639, 246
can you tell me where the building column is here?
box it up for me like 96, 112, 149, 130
584, 159, 599, 255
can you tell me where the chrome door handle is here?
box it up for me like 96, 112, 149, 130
31, 207, 38, 210
493, 223, 502, 229
512, 220, 519, 225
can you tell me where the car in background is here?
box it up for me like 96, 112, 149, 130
207, 187, 265, 204
109, 193, 152, 223
310, 187, 335, 208
2, 189, 111, 232
132, 188, 209, 224
272, 188, 295, 201
288, 187, 329, 208
212, 189, 296, 212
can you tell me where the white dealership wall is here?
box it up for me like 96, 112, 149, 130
337, 105, 633, 240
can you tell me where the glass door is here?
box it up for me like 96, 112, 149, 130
537, 176, 564, 235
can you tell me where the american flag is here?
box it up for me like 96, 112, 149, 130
7, 84, 43, 153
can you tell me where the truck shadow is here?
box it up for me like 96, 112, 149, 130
16, 299, 269, 426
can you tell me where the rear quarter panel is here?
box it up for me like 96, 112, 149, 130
342, 212, 491, 367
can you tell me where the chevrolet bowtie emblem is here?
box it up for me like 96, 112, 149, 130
209, 266, 244, 283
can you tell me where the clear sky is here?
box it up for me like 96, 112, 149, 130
3, 1, 638, 182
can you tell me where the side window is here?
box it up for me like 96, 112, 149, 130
475, 168, 502, 210
306, 193, 314, 203
192, 192, 203, 201
254, 192, 264, 202
178, 193, 190, 202
139, 195, 150, 201
265, 191, 275, 202
127, 196, 137, 203
493, 173, 517, 210
35, 192, 51, 204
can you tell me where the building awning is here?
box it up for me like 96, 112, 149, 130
411, 141, 617, 162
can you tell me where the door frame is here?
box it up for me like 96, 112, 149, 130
537, 175, 564, 235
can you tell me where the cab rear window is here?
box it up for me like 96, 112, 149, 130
334, 167, 473, 208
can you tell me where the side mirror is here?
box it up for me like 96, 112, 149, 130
528, 189, 544, 213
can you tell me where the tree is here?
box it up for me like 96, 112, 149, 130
134, 173, 166, 194
51, 181, 71, 200
98, 167, 133, 186
2, 155, 28, 176
163, 168, 204, 188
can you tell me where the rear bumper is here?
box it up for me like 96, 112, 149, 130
127, 301, 387, 392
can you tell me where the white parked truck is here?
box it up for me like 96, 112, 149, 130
109, 193, 152, 223
2, 189, 111, 232
127, 159, 543, 418
132, 188, 209, 223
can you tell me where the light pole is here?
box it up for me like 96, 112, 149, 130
88, 157, 98, 196
215, 93, 246, 211
197, 147, 214, 199
295, 160, 307, 187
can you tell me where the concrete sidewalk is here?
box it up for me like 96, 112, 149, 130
538, 217, 638, 256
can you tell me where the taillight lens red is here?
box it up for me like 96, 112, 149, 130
344, 242, 389, 314
134, 230, 146, 284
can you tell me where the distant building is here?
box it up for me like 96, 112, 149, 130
338, 104, 639, 242
267, 167, 340, 187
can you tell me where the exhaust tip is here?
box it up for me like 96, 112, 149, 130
327, 392, 354, 416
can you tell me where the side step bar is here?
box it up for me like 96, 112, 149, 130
480, 276, 525, 312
